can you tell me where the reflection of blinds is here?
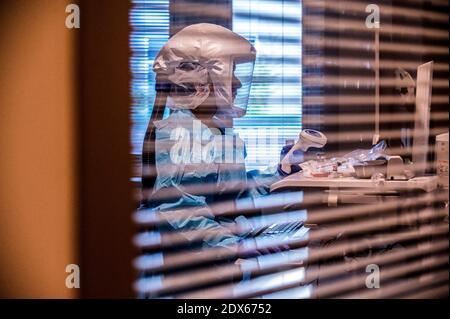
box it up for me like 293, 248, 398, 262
130, 0, 169, 155
302, 0, 449, 159
232, 0, 302, 170
169, 0, 232, 35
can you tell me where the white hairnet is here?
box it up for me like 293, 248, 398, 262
153, 23, 256, 118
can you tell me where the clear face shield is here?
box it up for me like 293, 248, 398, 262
153, 23, 256, 123
214, 55, 255, 121
230, 57, 255, 117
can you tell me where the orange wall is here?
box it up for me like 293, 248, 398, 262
0, 0, 78, 298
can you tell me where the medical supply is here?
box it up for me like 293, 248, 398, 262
311, 172, 330, 178
299, 156, 353, 178
343, 140, 387, 165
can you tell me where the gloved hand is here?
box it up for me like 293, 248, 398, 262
278, 143, 303, 176
235, 241, 290, 281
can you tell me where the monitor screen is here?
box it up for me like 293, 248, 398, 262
412, 61, 434, 176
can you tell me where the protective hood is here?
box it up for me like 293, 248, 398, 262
153, 23, 256, 118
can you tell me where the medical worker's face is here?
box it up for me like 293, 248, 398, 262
231, 66, 243, 102
193, 68, 242, 129
232, 75, 242, 101
192, 83, 218, 120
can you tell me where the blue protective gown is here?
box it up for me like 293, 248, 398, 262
150, 109, 280, 248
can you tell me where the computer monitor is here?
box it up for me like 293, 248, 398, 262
412, 61, 434, 176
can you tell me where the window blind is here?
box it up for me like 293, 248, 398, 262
233, 0, 303, 170
131, 0, 449, 299
301, 0, 449, 157
130, 0, 170, 157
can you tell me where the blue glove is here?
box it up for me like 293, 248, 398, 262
278, 144, 303, 176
